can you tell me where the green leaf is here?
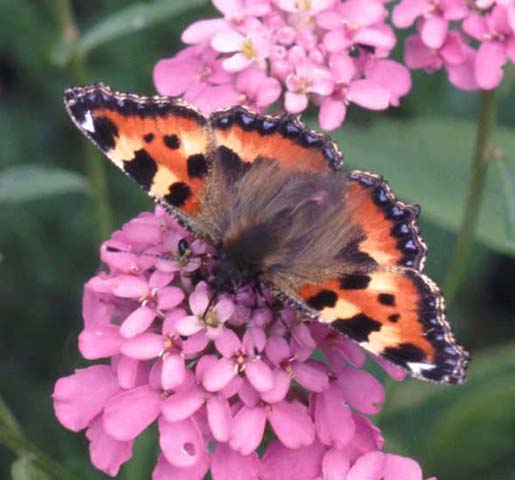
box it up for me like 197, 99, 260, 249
494, 158, 515, 241
379, 343, 515, 480
77, 0, 209, 57
11, 456, 49, 480
0, 166, 88, 203
329, 118, 515, 256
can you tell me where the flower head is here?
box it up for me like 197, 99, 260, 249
54, 207, 434, 479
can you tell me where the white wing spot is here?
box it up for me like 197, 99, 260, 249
81, 111, 95, 133
407, 362, 435, 374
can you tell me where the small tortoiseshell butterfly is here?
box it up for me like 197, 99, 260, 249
65, 83, 470, 384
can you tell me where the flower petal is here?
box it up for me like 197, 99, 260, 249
161, 385, 205, 422
103, 385, 161, 441
229, 406, 267, 455
120, 306, 157, 338
211, 442, 260, 480
268, 401, 315, 449
159, 417, 204, 468
206, 395, 232, 442
53, 366, 120, 432
86, 417, 133, 477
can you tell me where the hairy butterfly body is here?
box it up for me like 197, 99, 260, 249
65, 83, 470, 384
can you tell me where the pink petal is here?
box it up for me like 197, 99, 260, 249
163, 308, 187, 336
322, 448, 351, 480
265, 336, 290, 365
53, 366, 120, 432
211, 30, 245, 53
348, 80, 390, 110
404, 34, 442, 71
122, 220, 162, 244
189, 283, 210, 316
121, 333, 164, 360
324, 29, 352, 52
337, 367, 384, 415
182, 19, 229, 44
340, 0, 385, 25
229, 406, 267, 455
120, 306, 156, 338
215, 328, 241, 357
223, 53, 253, 72
182, 332, 210, 356
86, 417, 133, 477
421, 16, 448, 49
116, 355, 141, 389
112, 275, 148, 298
245, 359, 274, 393
103, 385, 161, 441
475, 41, 506, 90
329, 53, 356, 83
268, 401, 315, 449
346, 413, 384, 462
319, 97, 346, 131
365, 60, 411, 106
238, 378, 260, 407
256, 78, 282, 108
158, 286, 185, 310
292, 361, 329, 393
372, 354, 407, 381
462, 12, 488, 40
260, 368, 291, 404
82, 285, 113, 327
207, 395, 232, 442
162, 354, 187, 391
315, 384, 355, 448
211, 443, 261, 480
215, 297, 235, 322
159, 417, 204, 468
260, 440, 326, 480
392, 0, 427, 28
202, 358, 237, 392
149, 270, 174, 289
354, 27, 395, 50
384, 454, 423, 480
284, 91, 308, 114
176, 315, 203, 337
346, 451, 386, 480
161, 385, 205, 422
153, 453, 209, 480
79, 326, 123, 359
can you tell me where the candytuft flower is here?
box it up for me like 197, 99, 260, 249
154, 0, 411, 129
53, 207, 434, 479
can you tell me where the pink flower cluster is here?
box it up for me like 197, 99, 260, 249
154, 0, 411, 130
53, 208, 434, 480
394, 0, 515, 90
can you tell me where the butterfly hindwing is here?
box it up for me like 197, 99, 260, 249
291, 171, 469, 383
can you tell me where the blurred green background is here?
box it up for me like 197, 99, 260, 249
1, 1, 514, 479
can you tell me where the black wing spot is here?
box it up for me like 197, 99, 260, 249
306, 289, 338, 310
90, 115, 119, 151
123, 149, 157, 191
187, 154, 208, 178
163, 134, 180, 150
384, 343, 426, 364
217, 145, 250, 182
143, 133, 154, 143
388, 313, 400, 323
164, 182, 192, 207
378, 293, 396, 306
340, 274, 371, 290
333, 313, 382, 343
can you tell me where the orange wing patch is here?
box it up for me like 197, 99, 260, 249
210, 107, 343, 173
345, 171, 427, 270
297, 269, 469, 384
64, 84, 211, 216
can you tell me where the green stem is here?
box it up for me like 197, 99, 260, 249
444, 89, 497, 301
0, 396, 75, 480
54, 0, 113, 241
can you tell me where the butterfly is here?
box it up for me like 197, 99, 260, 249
64, 83, 470, 384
